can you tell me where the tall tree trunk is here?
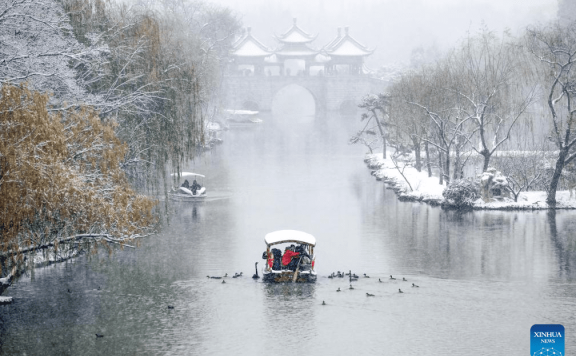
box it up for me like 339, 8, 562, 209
425, 141, 432, 177
412, 137, 421, 172
547, 150, 567, 206
372, 109, 386, 159
453, 141, 461, 181
444, 147, 451, 185
481, 150, 491, 172
438, 151, 444, 185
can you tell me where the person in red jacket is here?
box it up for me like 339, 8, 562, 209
282, 245, 300, 271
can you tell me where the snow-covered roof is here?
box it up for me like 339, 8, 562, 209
323, 27, 374, 57
324, 28, 343, 51
264, 230, 316, 246
274, 18, 317, 44
231, 28, 272, 57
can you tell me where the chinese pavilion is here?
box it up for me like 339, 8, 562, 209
229, 19, 374, 76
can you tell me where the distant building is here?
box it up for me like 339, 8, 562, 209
228, 19, 374, 77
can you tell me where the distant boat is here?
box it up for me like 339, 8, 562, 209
169, 172, 207, 201
224, 109, 263, 125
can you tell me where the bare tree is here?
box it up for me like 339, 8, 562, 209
526, 21, 576, 205
452, 29, 536, 172
388, 69, 430, 172
358, 94, 390, 159
409, 61, 471, 185
492, 149, 548, 202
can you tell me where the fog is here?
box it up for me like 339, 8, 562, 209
211, 0, 557, 66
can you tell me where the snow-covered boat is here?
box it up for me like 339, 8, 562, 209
169, 172, 207, 201
261, 230, 317, 283
224, 109, 263, 125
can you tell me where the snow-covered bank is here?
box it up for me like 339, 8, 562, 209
364, 154, 576, 210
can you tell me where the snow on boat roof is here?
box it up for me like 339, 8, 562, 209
171, 172, 206, 178
264, 230, 316, 246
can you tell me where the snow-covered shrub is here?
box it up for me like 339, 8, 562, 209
442, 179, 481, 208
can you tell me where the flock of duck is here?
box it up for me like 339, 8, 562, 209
322, 272, 419, 306
204, 267, 422, 309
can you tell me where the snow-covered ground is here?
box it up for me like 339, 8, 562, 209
364, 153, 576, 210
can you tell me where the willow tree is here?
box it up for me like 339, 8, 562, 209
451, 29, 536, 173
526, 22, 576, 206
58, 0, 241, 191
0, 84, 157, 273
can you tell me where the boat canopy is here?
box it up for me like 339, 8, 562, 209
171, 172, 206, 178
264, 230, 316, 247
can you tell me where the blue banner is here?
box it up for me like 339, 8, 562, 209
530, 324, 564, 356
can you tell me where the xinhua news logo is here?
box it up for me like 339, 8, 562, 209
531, 324, 564, 356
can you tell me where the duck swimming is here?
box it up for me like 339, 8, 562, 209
412, 283, 419, 288
337, 288, 341, 292
167, 305, 175, 309
398, 289, 403, 293
379, 278, 383, 283
252, 262, 260, 279
349, 284, 354, 290
322, 301, 326, 305
402, 277, 407, 281
366, 293, 375, 297
390, 275, 396, 280
364, 274, 370, 278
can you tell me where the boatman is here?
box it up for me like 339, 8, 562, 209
282, 246, 300, 271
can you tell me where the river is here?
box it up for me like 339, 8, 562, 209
1, 112, 575, 355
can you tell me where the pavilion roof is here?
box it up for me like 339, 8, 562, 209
274, 18, 317, 44
230, 28, 272, 57
323, 27, 374, 57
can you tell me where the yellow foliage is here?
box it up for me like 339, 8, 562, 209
0, 84, 157, 268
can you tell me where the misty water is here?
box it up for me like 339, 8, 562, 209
1, 111, 576, 355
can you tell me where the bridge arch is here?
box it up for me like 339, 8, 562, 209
271, 83, 318, 117
222, 76, 386, 115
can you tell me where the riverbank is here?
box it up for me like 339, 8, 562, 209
364, 153, 576, 210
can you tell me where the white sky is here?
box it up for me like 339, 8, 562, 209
209, 0, 558, 66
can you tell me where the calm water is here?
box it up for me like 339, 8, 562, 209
1, 113, 576, 355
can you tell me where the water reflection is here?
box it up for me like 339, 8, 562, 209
1, 112, 576, 354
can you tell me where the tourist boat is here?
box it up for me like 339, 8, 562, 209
169, 172, 207, 201
262, 230, 317, 283
224, 109, 263, 125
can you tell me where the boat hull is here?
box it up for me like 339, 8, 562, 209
168, 194, 206, 202
262, 270, 317, 283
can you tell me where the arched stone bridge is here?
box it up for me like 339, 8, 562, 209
222, 75, 387, 114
